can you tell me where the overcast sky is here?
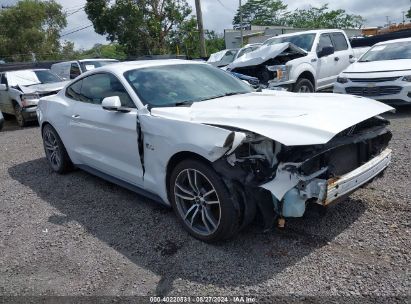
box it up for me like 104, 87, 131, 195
1, 0, 410, 49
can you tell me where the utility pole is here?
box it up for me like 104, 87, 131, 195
195, 0, 207, 58
402, 11, 406, 23
385, 16, 390, 26
239, 0, 244, 47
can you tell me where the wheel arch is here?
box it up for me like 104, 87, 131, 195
297, 71, 316, 90
165, 151, 212, 201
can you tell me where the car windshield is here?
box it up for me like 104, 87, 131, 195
124, 63, 252, 108
80, 60, 119, 71
7, 70, 62, 87
359, 41, 411, 62
263, 33, 316, 51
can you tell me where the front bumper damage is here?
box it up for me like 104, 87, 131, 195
324, 148, 391, 205
211, 116, 392, 227
260, 148, 391, 219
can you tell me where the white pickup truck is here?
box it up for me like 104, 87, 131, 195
227, 29, 368, 92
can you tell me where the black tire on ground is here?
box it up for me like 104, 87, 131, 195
42, 124, 73, 174
293, 78, 315, 93
13, 103, 27, 127
169, 159, 241, 242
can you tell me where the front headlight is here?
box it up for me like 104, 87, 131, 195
337, 76, 349, 84
402, 75, 411, 82
267, 65, 290, 82
21, 93, 39, 107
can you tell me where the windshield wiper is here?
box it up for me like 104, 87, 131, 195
175, 100, 194, 107
202, 91, 248, 101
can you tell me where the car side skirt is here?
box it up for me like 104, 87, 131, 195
76, 164, 168, 207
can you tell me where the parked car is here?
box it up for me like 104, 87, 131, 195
227, 29, 369, 92
50, 59, 119, 80
334, 38, 411, 106
0, 69, 68, 127
0, 111, 4, 131
208, 45, 262, 69
207, 49, 239, 67
38, 60, 393, 242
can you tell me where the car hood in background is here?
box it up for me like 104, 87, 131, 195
227, 43, 307, 70
150, 91, 394, 146
344, 59, 411, 73
19, 81, 70, 94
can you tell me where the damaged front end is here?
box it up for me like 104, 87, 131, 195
227, 43, 307, 85
213, 116, 392, 228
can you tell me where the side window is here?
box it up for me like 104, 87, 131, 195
65, 80, 83, 101
318, 34, 333, 51
69, 63, 81, 79
76, 73, 135, 107
331, 33, 348, 51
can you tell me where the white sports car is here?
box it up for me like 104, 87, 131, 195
37, 60, 393, 242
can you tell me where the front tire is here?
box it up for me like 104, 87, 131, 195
169, 159, 240, 242
293, 78, 314, 93
42, 124, 73, 174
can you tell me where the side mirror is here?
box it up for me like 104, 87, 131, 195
318, 46, 335, 58
349, 57, 357, 63
102, 96, 121, 111
0, 84, 8, 91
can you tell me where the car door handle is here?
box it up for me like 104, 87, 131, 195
334, 57, 340, 61
72, 114, 80, 119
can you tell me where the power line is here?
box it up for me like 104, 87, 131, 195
60, 24, 93, 37
216, 0, 231, 11
66, 6, 84, 17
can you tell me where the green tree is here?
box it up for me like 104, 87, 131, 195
407, 7, 411, 20
233, 0, 288, 29
169, 17, 225, 58
85, 0, 192, 56
284, 4, 365, 29
77, 43, 127, 60
0, 0, 66, 62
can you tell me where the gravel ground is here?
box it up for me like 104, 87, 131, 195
0, 108, 410, 301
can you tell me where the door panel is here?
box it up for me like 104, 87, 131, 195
65, 72, 143, 186
0, 74, 13, 114
70, 102, 143, 186
316, 34, 335, 89
330, 32, 351, 82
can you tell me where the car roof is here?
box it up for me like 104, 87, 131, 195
78, 58, 119, 62
266, 29, 344, 41
83, 59, 204, 75
375, 37, 411, 46
5, 69, 49, 73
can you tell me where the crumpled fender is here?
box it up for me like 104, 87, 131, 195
138, 108, 246, 204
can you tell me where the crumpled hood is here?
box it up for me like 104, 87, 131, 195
19, 81, 69, 94
344, 59, 411, 74
227, 43, 306, 70
150, 91, 394, 146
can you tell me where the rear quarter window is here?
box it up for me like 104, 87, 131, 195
65, 80, 82, 101
331, 33, 349, 51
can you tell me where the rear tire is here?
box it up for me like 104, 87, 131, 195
42, 124, 73, 174
169, 159, 240, 242
293, 78, 314, 93
13, 103, 27, 127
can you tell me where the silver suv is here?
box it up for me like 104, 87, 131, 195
0, 69, 68, 127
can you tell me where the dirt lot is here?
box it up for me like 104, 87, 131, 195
0, 108, 410, 301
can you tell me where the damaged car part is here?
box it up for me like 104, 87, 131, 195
37, 60, 393, 242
